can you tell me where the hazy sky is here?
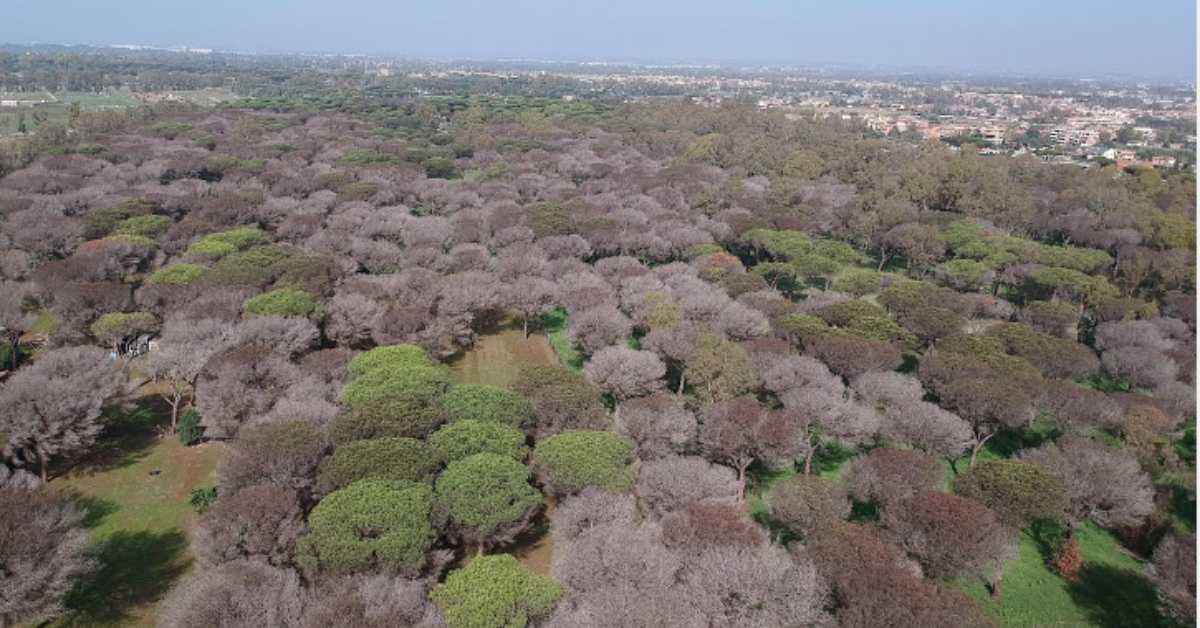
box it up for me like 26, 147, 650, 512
5, 0, 1196, 80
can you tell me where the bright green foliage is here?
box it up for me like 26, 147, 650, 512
89, 311, 157, 345
335, 364, 452, 442
189, 486, 218, 513
296, 480, 436, 576
740, 228, 814, 261
943, 219, 987, 250
790, 253, 844, 284
1023, 266, 1118, 304
532, 430, 636, 495
435, 453, 542, 539
526, 202, 572, 238
348, 344, 435, 378
186, 226, 269, 259
831, 268, 884, 296
203, 245, 295, 288
772, 313, 831, 344
684, 243, 725, 259
431, 554, 561, 628
442, 384, 534, 428
750, 262, 798, 290
84, 205, 140, 239
113, 214, 172, 239
317, 438, 445, 493
429, 420, 529, 463
813, 299, 889, 327
954, 460, 1069, 529
1034, 244, 1113, 274
878, 279, 959, 315
1024, 300, 1079, 328
1140, 212, 1196, 251
177, 409, 203, 446
147, 263, 207, 286
103, 233, 156, 250
685, 333, 760, 403
242, 287, 320, 319
844, 314, 919, 350
810, 239, 863, 265
934, 259, 993, 290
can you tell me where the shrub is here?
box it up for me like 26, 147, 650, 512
316, 438, 444, 494
177, 409, 203, 445
89, 311, 157, 345
189, 486, 218, 513
186, 226, 269, 260
202, 245, 294, 288
334, 364, 452, 442
429, 420, 529, 463
442, 384, 534, 428
767, 474, 851, 537
242, 287, 321, 319
953, 459, 1069, 529
113, 214, 172, 239
147, 263, 207, 286
347, 344, 435, 378
431, 554, 561, 628
532, 430, 636, 495
527, 202, 572, 238
434, 453, 542, 548
296, 480, 436, 576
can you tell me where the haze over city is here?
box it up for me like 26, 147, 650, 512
4, 0, 1197, 80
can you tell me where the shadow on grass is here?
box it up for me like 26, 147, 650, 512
69, 494, 120, 529
1068, 564, 1165, 628
59, 529, 191, 625
60, 398, 168, 477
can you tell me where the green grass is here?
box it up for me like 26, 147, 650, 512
958, 523, 1162, 628
747, 442, 1167, 628
540, 309, 583, 371
448, 319, 560, 387
50, 396, 224, 627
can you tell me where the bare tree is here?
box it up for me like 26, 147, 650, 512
0, 346, 120, 480
0, 487, 94, 627
159, 559, 305, 628
701, 397, 802, 502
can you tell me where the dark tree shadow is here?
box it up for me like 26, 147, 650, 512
1067, 564, 1165, 628
59, 530, 191, 625
68, 493, 120, 529
59, 398, 167, 477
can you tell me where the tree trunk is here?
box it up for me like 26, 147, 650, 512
969, 431, 996, 468
39, 450, 48, 482
170, 397, 180, 433
8, 335, 17, 370
677, 371, 686, 395
990, 572, 1003, 600
523, 316, 529, 338
877, 253, 891, 272
736, 464, 747, 503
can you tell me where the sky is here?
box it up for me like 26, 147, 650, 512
4, 0, 1196, 81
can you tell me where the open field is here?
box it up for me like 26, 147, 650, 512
448, 319, 559, 388
49, 392, 224, 627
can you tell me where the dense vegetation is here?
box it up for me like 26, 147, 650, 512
0, 65, 1194, 628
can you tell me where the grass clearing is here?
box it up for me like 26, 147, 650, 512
447, 321, 563, 576
448, 318, 560, 387
958, 523, 1161, 628
50, 393, 224, 627
539, 309, 583, 371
